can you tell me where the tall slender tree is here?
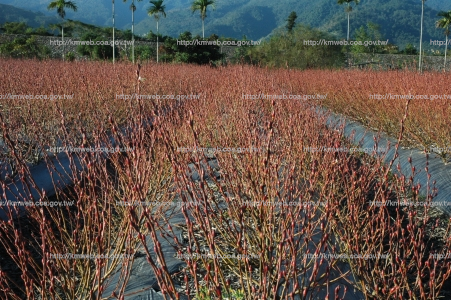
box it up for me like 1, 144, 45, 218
47, 0, 78, 60
191, 0, 215, 38
337, 0, 360, 41
436, 10, 451, 71
147, 0, 166, 63
123, 0, 143, 63
113, 0, 116, 63
419, 0, 427, 73
286, 11, 297, 33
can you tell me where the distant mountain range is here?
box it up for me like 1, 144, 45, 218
0, 3, 59, 28
426, 0, 451, 12
1, 0, 450, 50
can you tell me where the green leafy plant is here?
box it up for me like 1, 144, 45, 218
76, 31, 114, 60
195, 286, 212, 300
0, 36, 50, 59
248, 24, 345, 69
65, 51, 75, 61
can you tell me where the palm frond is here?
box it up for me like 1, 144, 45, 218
47, 0, 77, 19
436, 11, 451, 36
148, 0, 166, 18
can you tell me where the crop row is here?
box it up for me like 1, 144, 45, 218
0, 59, 450, 299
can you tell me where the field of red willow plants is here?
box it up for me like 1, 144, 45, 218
0, 58, 451, 299
292, 69, 451, 158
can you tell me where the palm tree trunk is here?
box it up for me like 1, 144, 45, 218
445, 35, 448, 71
113, 0, 115, 64
62, 23, 64, 61
347, 8, 350, 68
202, 18, 205, 38
347, 6, 350, 41
132, 0, 135, 64
157, 20, 159, 63
419, 0, 424, 73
